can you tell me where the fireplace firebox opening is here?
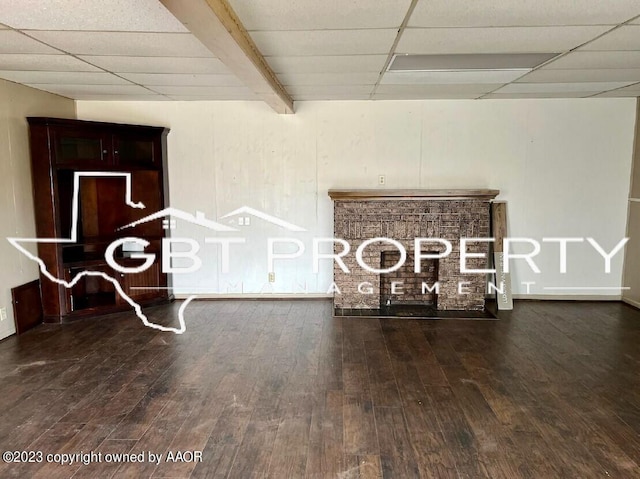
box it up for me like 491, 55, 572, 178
380, 251, 439, 308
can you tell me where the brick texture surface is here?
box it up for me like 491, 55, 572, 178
332, 199, 491, 311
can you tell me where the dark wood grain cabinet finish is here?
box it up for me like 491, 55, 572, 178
27, 117, 173, 322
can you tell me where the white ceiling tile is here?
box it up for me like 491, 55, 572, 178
265, 55, 387, 74
592, 83, 640, 97
119, 73, 242, 87
496, 81, 634, 93
0, 30, 59, 54
250, 30, 398, 56
79, 55, 228, 74
166, 95, 259, 101
374, 92, 481, 99
381, 70, 527, 84
613, 82, 640, 89
592, 90, 640, 97
397, 26, 610, 54
28, 31, 214, 57
581, 26, 640, 51
543, 51, 640, 69
71, 94, 170, 101
278, 72, 380, 86
0, 70, 129, 84
409, 0, 640, 27
229, 0, 412, 30
376, 83, 503, 94
286, 84, 374, 96
0, 0, 187, 32
389, 53, 558, 70
0, 23, 8, 29
0, 54, 101, 71
516, 68, 640, 82
26, 83, 154, 97
147, 85, 257, 97
483, 92, 600, 99
293, 93, 372, 100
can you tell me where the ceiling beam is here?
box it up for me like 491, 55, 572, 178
160, 0, 294, 114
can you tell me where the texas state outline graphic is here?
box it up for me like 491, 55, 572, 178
7, 171, 194, 334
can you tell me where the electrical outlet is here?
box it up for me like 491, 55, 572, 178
0, 308, 6, 322
378, 175, 386, 185
268, 272, 275, 283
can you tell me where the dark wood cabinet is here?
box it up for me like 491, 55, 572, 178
27, 117, 173, 322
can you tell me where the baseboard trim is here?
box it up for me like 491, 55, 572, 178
622, 297, 640, 309
175, 293, 621, 302
174, 293, 332, 300
511, 294, 621, 301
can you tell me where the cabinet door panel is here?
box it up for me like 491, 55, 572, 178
114, 133, 161, 168
117, 262, 162, 302
53, 127, 111, 165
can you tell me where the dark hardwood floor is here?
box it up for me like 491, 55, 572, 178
0, 299, 639, 478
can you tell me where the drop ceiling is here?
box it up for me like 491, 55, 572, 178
0, 0, 639, 102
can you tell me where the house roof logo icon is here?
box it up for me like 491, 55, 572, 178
118, 207, 237, 232
221, 206, 306, 232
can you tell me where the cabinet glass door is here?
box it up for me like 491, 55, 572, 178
114, 135, 159, 167
53, 128, 109, 165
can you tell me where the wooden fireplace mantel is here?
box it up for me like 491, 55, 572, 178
328, 189, 500, 200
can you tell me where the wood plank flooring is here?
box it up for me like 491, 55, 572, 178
0, 299, 639, 478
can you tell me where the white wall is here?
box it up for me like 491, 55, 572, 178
0, 80, 75, 340
76, 99, 636, 299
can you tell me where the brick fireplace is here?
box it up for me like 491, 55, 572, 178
328, 189, 499, 314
